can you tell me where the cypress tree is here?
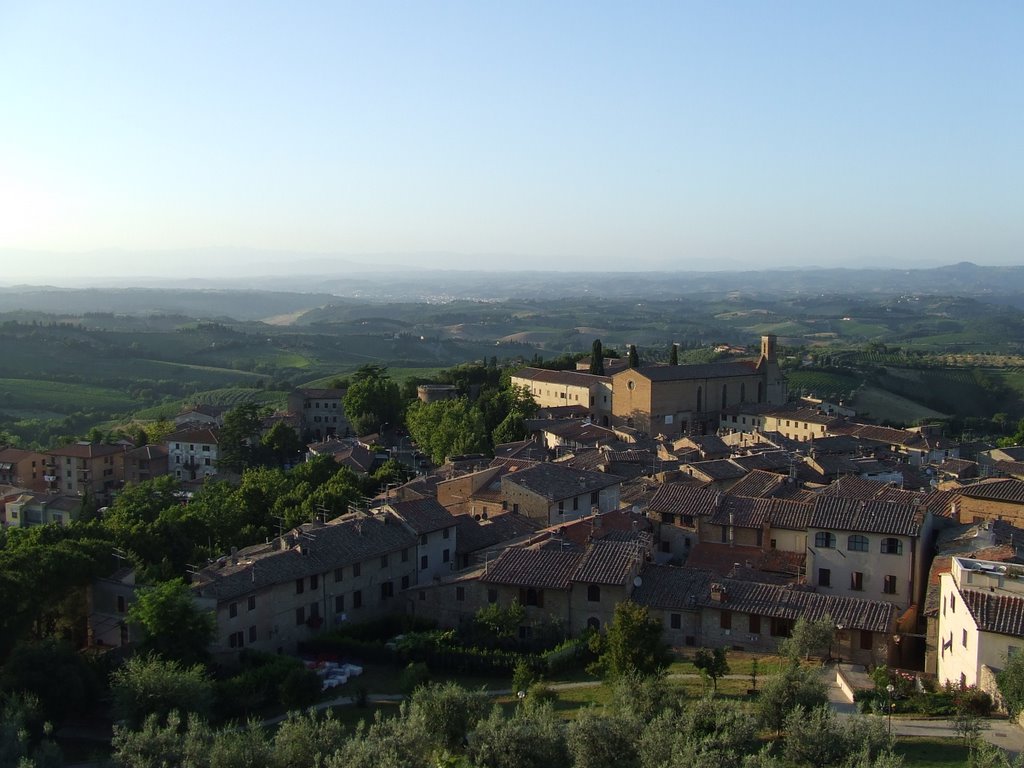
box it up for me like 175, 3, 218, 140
590, 339, 605, 375
627, 345, 639, 369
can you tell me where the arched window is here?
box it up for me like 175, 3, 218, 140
881, 538, 903, 555
587, 617, 600, 631
740, 383, 746, 402
848, 534, 869, 552
696, 386, 702, 412
721, 384, 727, 408
587, 584, 601, 603
814, 531, 836, 549
757, 381, 764, 403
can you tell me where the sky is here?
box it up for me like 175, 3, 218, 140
0, 1, 1021, 279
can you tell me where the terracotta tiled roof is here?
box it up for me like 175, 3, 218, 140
481, 547, 583, 589
575, 540, 644, 585
767, 498, 814, 530
48, 441, 126, 458
686, 459, 747, 481
726, 470, 786, 499
166, 428, 220, 445
501, 463, 622, 501
385, 498, 455, 534
960, 478, 1024, 504
709, 496, 768, 528
685, 542, 803, 578
125, 444, 168, 460
511, 367, 611, 386
699, 579, 897, 634
632, 565, 713, 611
731, 451, 793, 473
648, 484, 719, 517
962, 589, 1024, 637
455, 513, 542, 555
810, 496, 921, 537
617, 360, 759, 382
820, 475, 899, 501
295, 387, 346, 398
493, 439, 548, 462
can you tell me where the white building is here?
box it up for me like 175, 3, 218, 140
166, 426, 220, 481
938, 557, 1024, 696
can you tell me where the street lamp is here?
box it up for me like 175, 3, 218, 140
517, 690, 526, 706
886, 683, 895, 736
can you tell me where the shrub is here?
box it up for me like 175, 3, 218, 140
279, 667, 323, 711
400, 662, 431, 695
525, 682, 557, 707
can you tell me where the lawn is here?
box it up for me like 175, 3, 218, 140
894, 737, 971, 767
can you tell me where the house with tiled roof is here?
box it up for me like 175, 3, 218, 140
45, 441, 127, 498
287, 387, 350, 441
5, 493, 82, 528
454, 512, 542, 569
377, 498, 458, 582
699, 577, 898, 666
500, 462, 622, 526
510, 367, 613, 426
535, 420, 617, 453
631, 565, 714, 647
647, 483, 720, 560
0, 447, 48, 493
117, 444, 169, 486
165, 427, 220, 481
953, 478, 1024, 527
192, 510, 418, 662
938, 556, 1024, 702
806, 496, 932, 610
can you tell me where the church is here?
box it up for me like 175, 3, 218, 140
610, 335, 787, 437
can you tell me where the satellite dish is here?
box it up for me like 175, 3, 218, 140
633, 576, 643, 588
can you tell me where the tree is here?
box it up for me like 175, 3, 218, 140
589, 601, 671, 679
997, 651, 1024, 719
0, 693, 63, 768
669, 343, 679, 366
627, 345, 639, 369
110, 654, 214, 728
693, 647, 730, 691
127, 578, 215, 666
406, 398, 489, 465
782, 704, 889, 768
757, 661, 828, 734
219, 403, 268, 474
566, 708, 637, 768
343, 365, 402, 436
780, 615, 835, 661
261, 421, 303, 468
466, 703, 569, 768
0, 639, 98, 725
590, 340, 605, 376
406, 682, 489, 752
270, 710, 347, 768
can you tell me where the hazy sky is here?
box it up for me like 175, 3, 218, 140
0, 1, 1020, 278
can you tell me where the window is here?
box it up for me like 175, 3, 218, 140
962, 629, 968, 648
587, 617, 600, 631
352, 590, 362, 609
229, 602, 238, 618
771, 618, 794, 637
309, 602, 320, 619
296, 578, 304, 595
421, 555, 429, 570
334, 567, 344, 582
381, 554, 389, 568
847, 534, 869, 552
488, 589, 498, 604
353, 562, 361, 577
310, 574, 318, 590
851, 571, 864, 591
749, 614, 761, 634
229, 631, 244, 649
442, 548, 450, 563
573, 496, 579, 511
248, 596, 256, 611
951, 594, 956, 612
814, 531, 836, 549
117, 595, 126, 613
770, 538, 777, 549
401, 575, 409, 590
721, 526, 729, 543
818, 568, 831, 587
248, 626, 257, 643
380, 581, 394, 600
591, 491, 600, 505
335, 595, 345, 613
456, 586, 465, 602
860, 631, 873, 650
587, 584, 601, 602
720, 610, 732, 630
883, 575, 897, 594
558, 500, 565, 515
443, 527, 450, 539
670, 613, 681, 629
402, 548, 409, 563
295, 607, 305, 625
420, 534, 428, 545
881, 538, 903, 555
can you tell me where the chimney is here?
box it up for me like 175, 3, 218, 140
710, 583, 727, 602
